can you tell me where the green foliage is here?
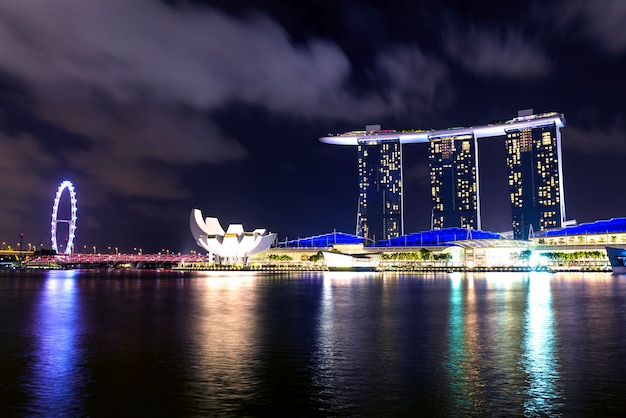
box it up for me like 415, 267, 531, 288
309, 251, 324, 262
268, 254, 293, 261
539, 250, 607, 262
433, 253, 452, 262
380, 249, 437, 261
382, 252, 420, 260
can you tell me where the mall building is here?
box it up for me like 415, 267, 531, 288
252, 220, 619, 270
254, 228, 534, 270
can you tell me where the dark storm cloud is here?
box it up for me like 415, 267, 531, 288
552, 0, 626, 53
443, 26, 552, 79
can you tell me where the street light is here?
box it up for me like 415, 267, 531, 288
93, 246, 96, 254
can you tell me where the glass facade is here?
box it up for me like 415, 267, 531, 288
505, 123, 565, 240
428, 134, 480, 230
357, 138, 403, 242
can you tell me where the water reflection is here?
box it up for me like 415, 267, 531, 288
187, 273, 261, 415
24, 270, 88, 416
487, 273, 527, 412
3, 270, 626, 415
311, 272, 423, 415
311, 273, 379, 414
313, 276, 335, 380
446, 274, 473, 412
521, 273, 562, 415
446, 273, 554, 415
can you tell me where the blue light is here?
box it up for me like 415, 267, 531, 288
373, 227, 504, 247
536, 217, 626, 237
279, 232, 364, 248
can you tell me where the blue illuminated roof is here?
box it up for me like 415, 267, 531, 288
278, 232, 364, 248
372, 227, 504, 247
278, 228, 506, 248
535, 218, 626, 237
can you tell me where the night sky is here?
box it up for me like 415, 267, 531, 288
1, 0, 625, 253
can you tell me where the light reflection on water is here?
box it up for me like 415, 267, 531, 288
522, 273, 561, 416
2, 270, 626, 416
444, 273, 564, 416
311, 274, 336, 411
446, 274, 471, 413
23, 270, 89, 416
187, 273, 261, 415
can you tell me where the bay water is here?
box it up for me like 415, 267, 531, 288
1, 270, 625, 416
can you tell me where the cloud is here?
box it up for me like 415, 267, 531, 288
375, 46, 450, 114
0, 0, 449, 184
0, 0, 446, 120
550, 0, 626, 53
39, 100, 248, 195
564, 116, 626, 155
0, 0, 451, 244
444, 26, 551, 79
0, 132, 59, 243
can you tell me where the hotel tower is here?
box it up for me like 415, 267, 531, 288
504, 121, 565, 240
429, 133, 480, 230
356, 126, 403, 242
320, 110, 566, 241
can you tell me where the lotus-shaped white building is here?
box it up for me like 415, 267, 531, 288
190, 209, 277, 264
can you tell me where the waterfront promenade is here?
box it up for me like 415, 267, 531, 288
8, 252, 611, 272
21, 253, 204, 269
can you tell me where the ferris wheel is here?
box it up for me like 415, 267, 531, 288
51, 180, 77, 255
